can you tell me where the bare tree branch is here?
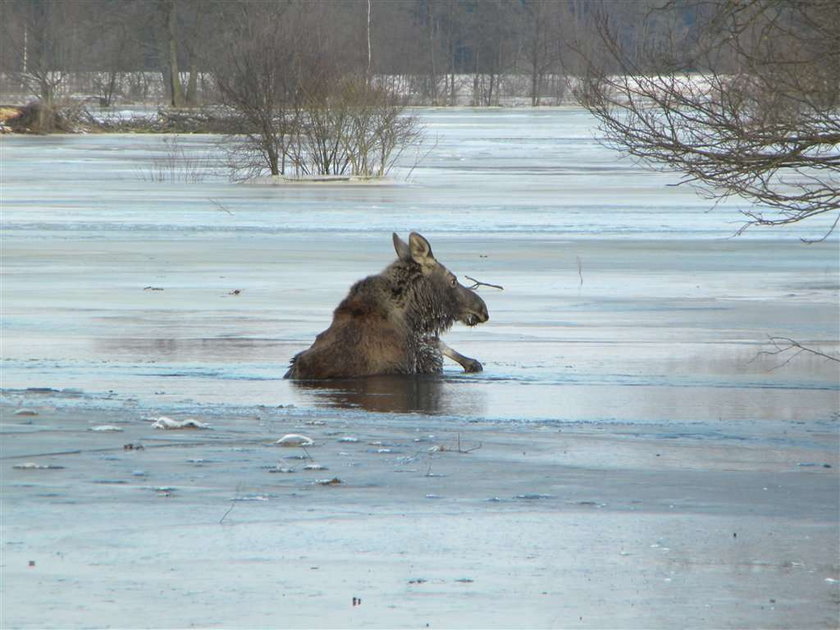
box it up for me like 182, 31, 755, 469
754, 335, 840, 371
573, 0, 840, 237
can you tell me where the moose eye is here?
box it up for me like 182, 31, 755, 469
450, 276, 457, 287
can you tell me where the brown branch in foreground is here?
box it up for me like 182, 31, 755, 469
755, 336, 840, 371
465, 275, 504, 291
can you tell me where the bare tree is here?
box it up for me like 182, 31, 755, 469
0, 0, 118, 130
340, 79, 424, 177
82, 0, 150, 106
1, 1, 80, 128
522, 0, 569, 106
286, 77, 421, 177
211, 2, 421, 180
412, 0, 444, 104
153, 0, 211, 108
465, 0, 522, 106
211, 1, 304, 177
159, 0, 184, 107
574, 0, 840, 236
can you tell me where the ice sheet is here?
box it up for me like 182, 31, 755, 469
1, 108, 838, 628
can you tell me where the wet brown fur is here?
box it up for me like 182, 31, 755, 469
284, 233, 488, 379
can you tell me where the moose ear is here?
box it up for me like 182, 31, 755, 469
392, 233, 411, 261
408, 232, 435, 266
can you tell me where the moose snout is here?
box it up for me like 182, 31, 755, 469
461, 292, 489, 327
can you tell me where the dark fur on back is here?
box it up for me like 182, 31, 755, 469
284, 232, 488, 379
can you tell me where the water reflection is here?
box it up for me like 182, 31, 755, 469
291, 376, 480, 415
96, 337, 287, 362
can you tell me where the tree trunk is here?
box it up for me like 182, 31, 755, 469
105, 70, 118, 106
530, 60, 539, 106
268, 145, 280, 176
427, 2, 437, 104
164, 0, 184, 108
529, 1, 543, 107
185, 64, 198, 107
36, 76, 55, 132
366, 0, 372, 84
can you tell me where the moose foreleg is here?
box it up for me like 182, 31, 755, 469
438, 340, 483, 373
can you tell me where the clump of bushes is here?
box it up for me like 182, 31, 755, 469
3, 100, 96, 134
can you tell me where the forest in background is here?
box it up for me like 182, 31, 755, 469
1, 0, 697, 108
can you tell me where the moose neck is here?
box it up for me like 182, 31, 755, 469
402, 277, 458, 337
383, 259, 459, 337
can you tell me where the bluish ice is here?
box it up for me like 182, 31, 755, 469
2, 108, 838, 427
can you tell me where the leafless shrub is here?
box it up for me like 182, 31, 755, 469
139, 135, 216, 183
5, 99, 97, 134
286, 78, 423, 178
210, 4, 422, 181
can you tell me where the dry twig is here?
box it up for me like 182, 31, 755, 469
430, 433, 483, 454
210, 199, 234, 215
220, 483, 243, 525
465, 275, 504, 291
755, 336, 839, 371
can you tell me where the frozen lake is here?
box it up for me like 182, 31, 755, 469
2, 108, 839, 629
2, 108, 838, 426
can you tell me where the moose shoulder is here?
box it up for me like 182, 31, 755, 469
284, 232, 489, 379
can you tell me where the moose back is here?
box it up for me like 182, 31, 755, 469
284, 232, 489, 379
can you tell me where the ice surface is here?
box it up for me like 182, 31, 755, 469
1, 108, 838, 628
1, 109, 837, 422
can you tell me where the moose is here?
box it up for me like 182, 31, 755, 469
284, 232, 489, 379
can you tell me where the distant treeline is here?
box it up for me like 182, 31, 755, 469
0, 0, 697, 107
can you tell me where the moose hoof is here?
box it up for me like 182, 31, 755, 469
463, 359, 483, 373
